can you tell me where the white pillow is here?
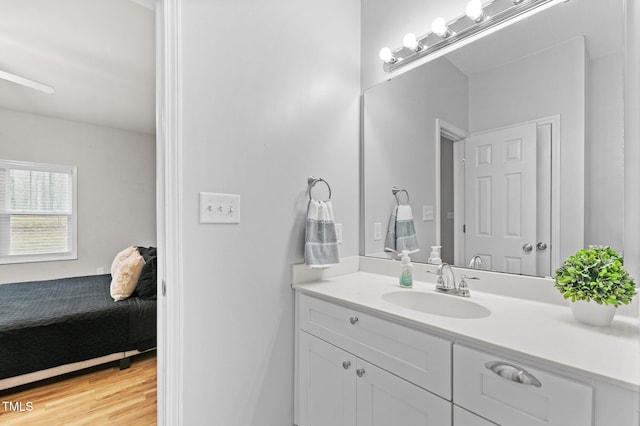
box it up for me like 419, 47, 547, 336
110, 246, 144, 301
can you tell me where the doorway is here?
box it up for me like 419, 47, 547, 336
439, 116, 559, 276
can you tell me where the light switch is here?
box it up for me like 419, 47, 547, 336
423, 205, 434, 221
200, 192, 240, 224
374, 222, 382, 241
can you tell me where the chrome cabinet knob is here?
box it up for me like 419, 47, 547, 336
536, 242, 548, 251
356, 368, 366, 377
349, 316, 359, 325
522, 243, 533, 252
342, 361, 351, 370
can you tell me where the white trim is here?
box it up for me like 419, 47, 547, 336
540, 116, 561, 272
452, 140, 465, 266
157, 0, 183, 424
624, 0, 640, 286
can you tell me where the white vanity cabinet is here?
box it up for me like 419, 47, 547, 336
294, 289, 640, 426
295, 293, 452, 426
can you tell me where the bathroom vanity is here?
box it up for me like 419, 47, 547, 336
292, 259, 640, 426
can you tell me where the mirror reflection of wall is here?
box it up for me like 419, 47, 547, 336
363, 0, 624, 277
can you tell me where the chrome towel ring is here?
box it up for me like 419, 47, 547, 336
392, 187, 410, 204
308, 176, 332, 201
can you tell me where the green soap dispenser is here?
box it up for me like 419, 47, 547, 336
399, 250, 414, 288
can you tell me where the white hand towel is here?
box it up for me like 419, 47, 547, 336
305, 200, 340, 268
385, 204, 419, 253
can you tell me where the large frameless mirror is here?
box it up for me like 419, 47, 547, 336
363, 0, 624, 277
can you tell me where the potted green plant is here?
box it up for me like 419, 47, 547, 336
554, 246, 636, 326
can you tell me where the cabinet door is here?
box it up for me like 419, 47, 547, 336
298, 332, 357, 426
453, 406, 497, 426
356, 359, 452, 426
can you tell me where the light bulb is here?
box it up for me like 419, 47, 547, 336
466, 0, 487, 22
379, 47, 396, 63
402, 33, 423, 52
431, 17, 452, 38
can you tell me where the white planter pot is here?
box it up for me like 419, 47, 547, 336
570, 300, 617, 327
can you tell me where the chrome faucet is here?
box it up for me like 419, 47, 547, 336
435, 263, 474, 297
436, 262, 458, 293
469, 255, 483, 270
436, 263, 456, 292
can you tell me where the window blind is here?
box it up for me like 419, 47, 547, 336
0, 160, 77, 262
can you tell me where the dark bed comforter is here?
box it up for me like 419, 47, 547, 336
0, 274, 156, 379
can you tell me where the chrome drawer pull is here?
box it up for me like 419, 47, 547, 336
485, 361, 542, 388
356, 368, 366, 377
349, 316, 359, 325
342, 361, 351, 370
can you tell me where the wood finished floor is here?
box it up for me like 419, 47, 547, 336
0, 351, 157, 425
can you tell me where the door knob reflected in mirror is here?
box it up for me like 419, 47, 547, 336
522, 243, 533, 253
536, 242, 548, 251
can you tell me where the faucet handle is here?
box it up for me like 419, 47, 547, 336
436, 274, 446, 290
458, 275, 471, 297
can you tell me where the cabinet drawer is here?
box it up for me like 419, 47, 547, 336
453, 345, 593, 426
298, 293, 452, 399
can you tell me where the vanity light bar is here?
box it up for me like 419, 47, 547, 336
381, 0, 563, 73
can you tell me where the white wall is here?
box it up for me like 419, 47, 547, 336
363, 57, 468, 263
178, 1, 360, 424
0, 108, 156, 284
468, 37, 587, 264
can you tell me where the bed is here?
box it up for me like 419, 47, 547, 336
0, 251, 157, 391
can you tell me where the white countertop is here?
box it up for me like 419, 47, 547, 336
294, 271, 640, 390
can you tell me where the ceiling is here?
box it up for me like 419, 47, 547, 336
0, 0, 155, 135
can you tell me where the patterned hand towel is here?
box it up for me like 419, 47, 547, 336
384, 204, 419, 253
305, 200, 340, 268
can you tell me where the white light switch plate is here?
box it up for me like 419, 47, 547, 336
200, 192, 241, 224
374, 222, 382, 241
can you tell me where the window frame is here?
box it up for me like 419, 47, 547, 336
0, 159, 78, 264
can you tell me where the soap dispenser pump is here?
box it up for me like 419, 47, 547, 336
399, 250, 414, 288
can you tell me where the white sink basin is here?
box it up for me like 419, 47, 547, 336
382, 291, 491, 319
